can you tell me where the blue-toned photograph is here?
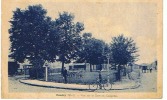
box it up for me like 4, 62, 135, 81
2, 0, 162, 99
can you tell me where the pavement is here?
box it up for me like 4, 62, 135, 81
19, 78, 141, 91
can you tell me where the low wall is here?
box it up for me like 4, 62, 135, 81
48, 70, 117, 84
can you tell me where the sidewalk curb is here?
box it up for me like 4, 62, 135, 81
19, 79, 141, 91
19, 80, 88, 91
111, 83, 141, 90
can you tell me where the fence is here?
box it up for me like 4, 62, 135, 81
48, 68, 117, 84
47, 67, 141, 84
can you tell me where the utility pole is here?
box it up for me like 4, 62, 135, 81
45, 65, 48, 81
107, 54, 110, 84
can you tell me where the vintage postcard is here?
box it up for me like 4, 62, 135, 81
2, 0, 162, 99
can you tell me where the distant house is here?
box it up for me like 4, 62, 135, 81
69, 63, 87, 71
125, 63, 141, 73
68, 63, 111, 72
49, 62, 69, 68
132, 64, 141, 69
149, 60, 157, 70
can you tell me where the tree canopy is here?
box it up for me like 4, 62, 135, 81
9, 5, 55, 67
9, 4, 140, 80
9, 6, 85, 74
109, 34, 139, 80
76, 33, 106, 71
110, 34, 138, 65
53, 12, 84, 73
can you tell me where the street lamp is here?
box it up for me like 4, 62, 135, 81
24, 55, 31, 79
106, 54, 110, 84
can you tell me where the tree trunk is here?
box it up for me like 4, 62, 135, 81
117, 65, 121, 81
114, 64, 117, 70
60, 52, 65, 75
123, 66, 126, 76
131, 65, 133, 72
36, 68, 39, 79
31, 59, 45, 79
61, 59, 65, 75
90, 63, 92, 72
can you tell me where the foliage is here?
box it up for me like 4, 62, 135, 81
77, 33, 106, 71
110, 34, 139, 80
110, 34, 138, 65
9, 5, 56, 68
9, 4, 140, 80
54, 12, 84, 72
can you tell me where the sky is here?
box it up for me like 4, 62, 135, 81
5, 1, 158, 64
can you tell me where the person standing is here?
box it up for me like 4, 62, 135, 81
98, 71, 102, 89
150, 68, 152, 73
63, 67, 68, 83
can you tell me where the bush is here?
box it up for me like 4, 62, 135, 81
29, 68, 45, 79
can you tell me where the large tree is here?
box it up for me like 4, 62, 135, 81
9, 5, 58, 78
77, 33, 106, 71
54, 12, 84, 73
110, 34, 139, 81
76, 33, 92, 63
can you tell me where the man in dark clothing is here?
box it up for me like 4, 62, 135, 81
63, 67, 68, 83
99, 71, 102, 83
98, 71, 102, 89
150, 68, 152, 73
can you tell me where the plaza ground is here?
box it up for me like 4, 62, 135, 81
8, 70, 157, 92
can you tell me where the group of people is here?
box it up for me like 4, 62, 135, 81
142, 67, 153, 73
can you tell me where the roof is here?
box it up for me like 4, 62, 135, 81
69, 63, 86, 66
22, 64, 33, 66
140, 63, 148, 66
